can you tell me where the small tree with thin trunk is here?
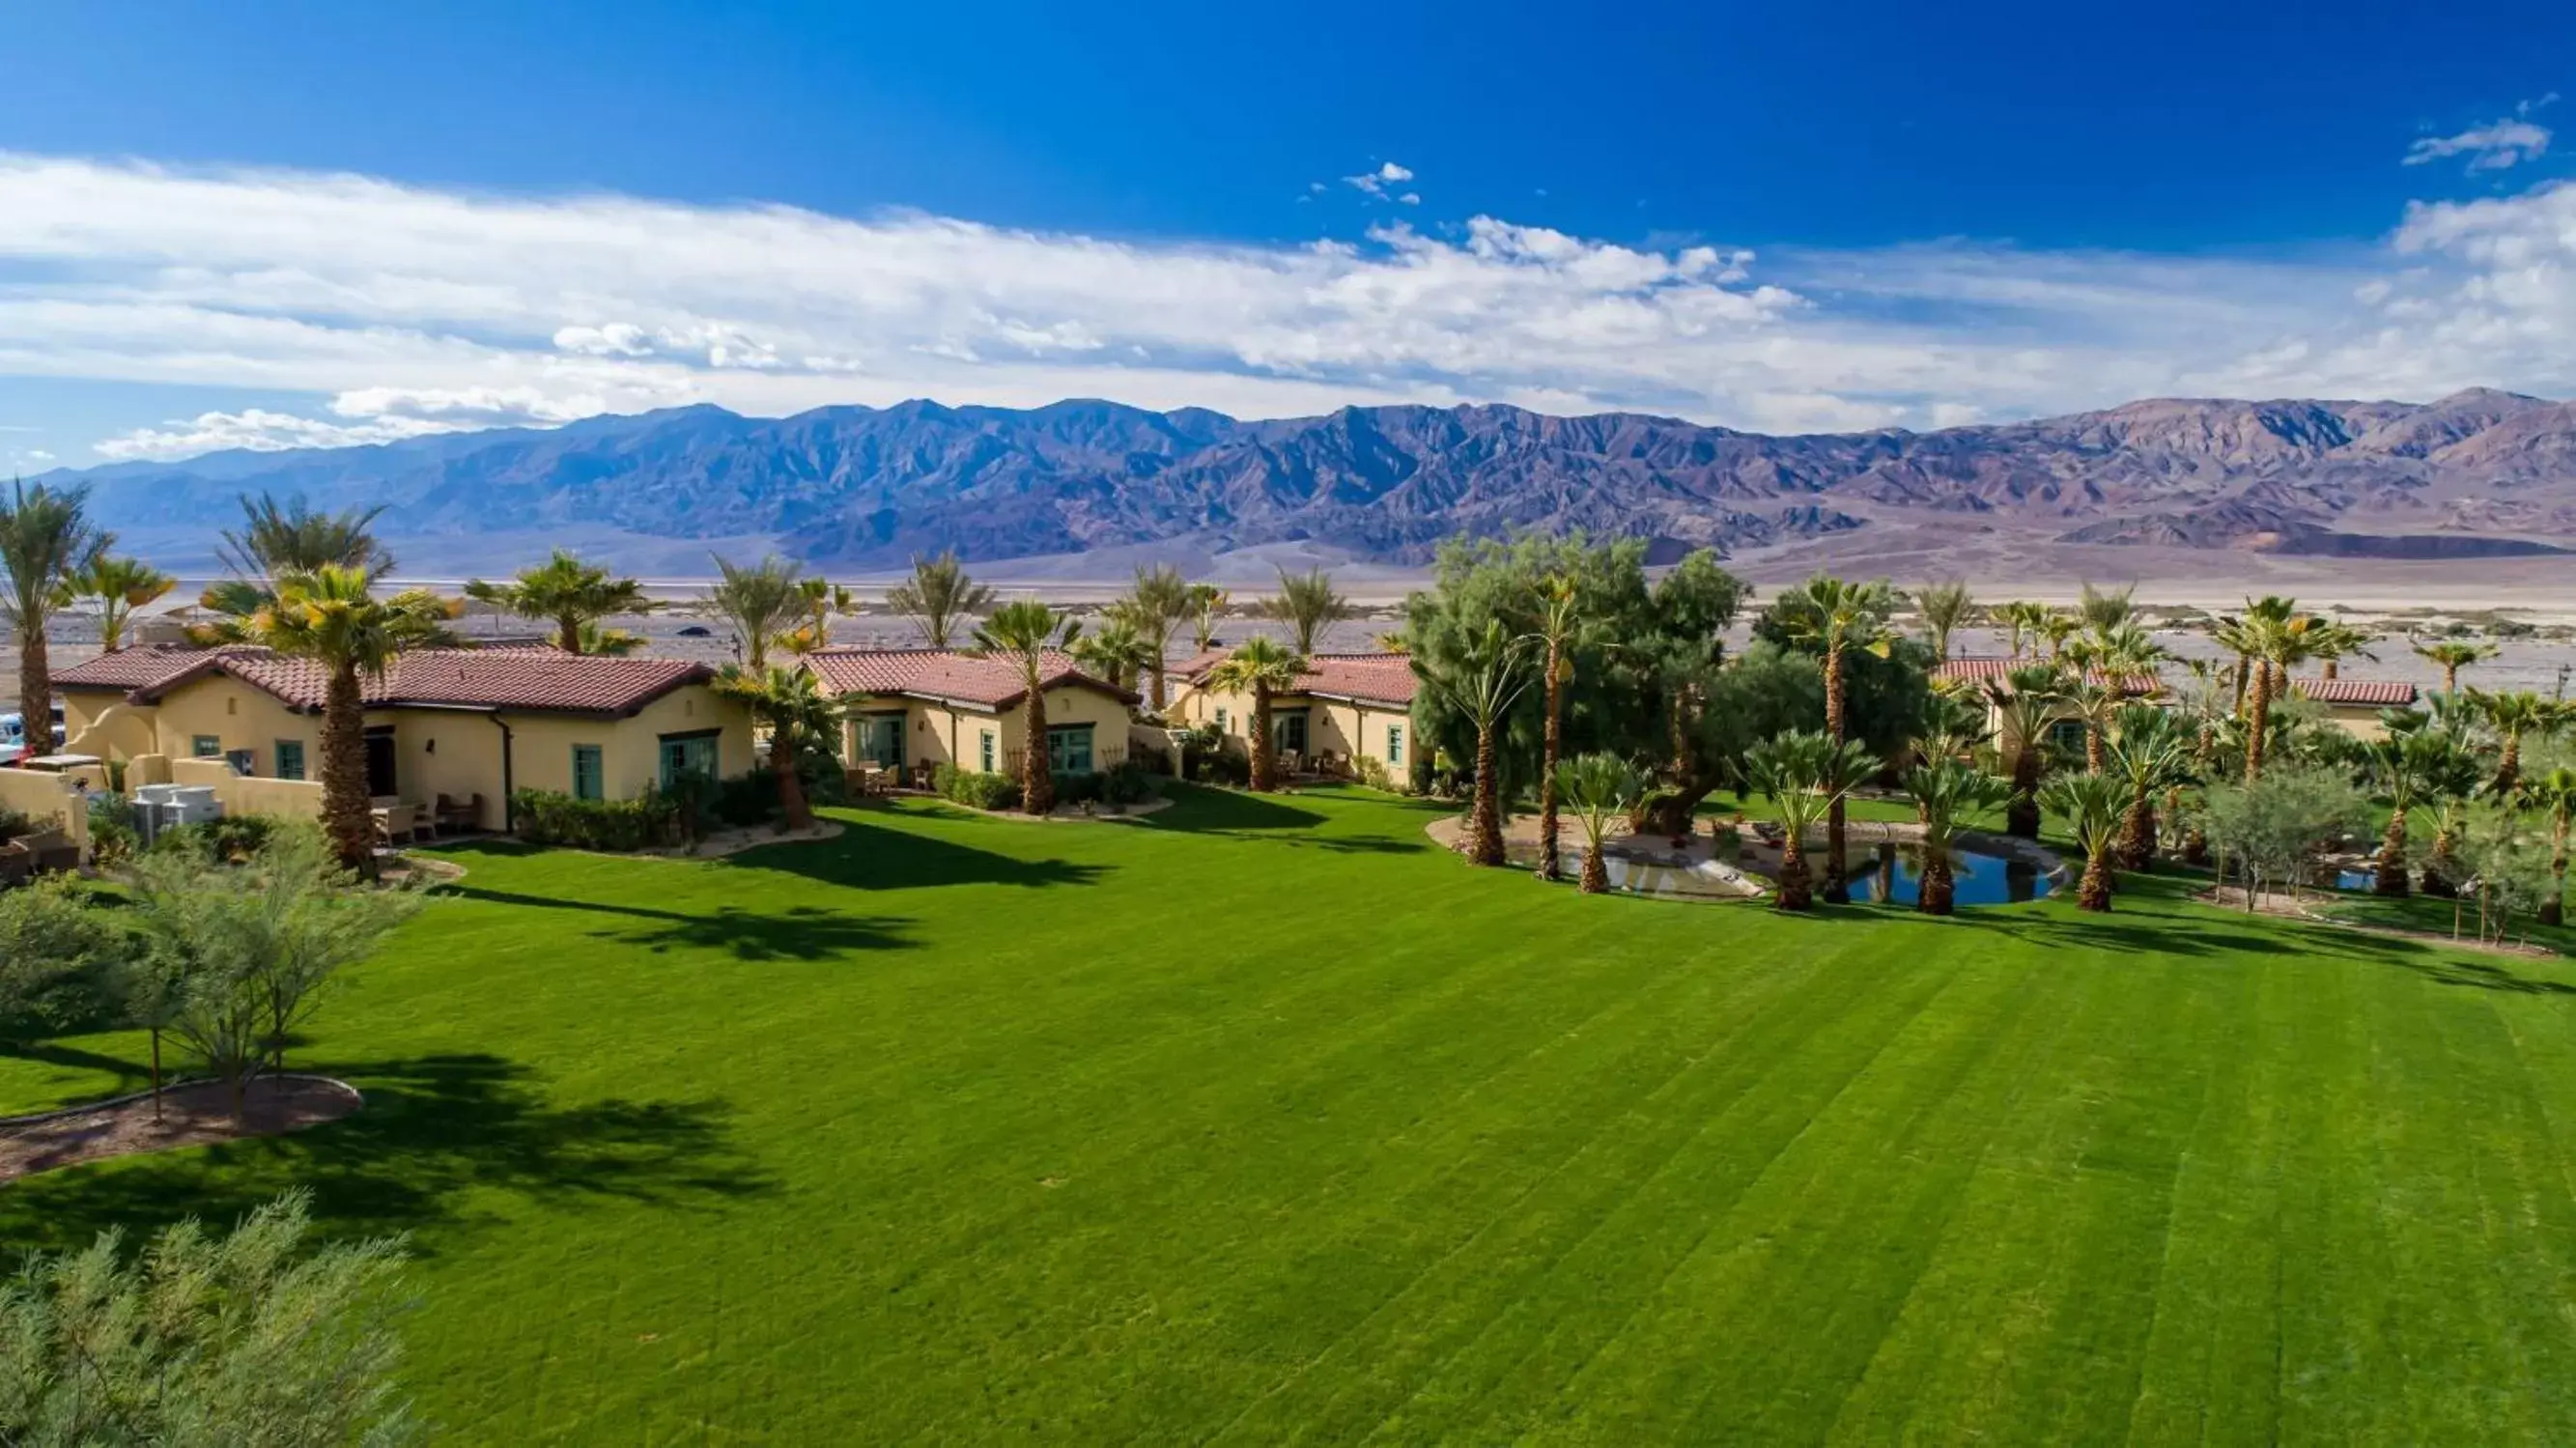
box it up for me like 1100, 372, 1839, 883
0, 1191, 418, 1446
2199, 762, 2368, 913
887, 550, 996, 649
1903, 761, 2009, 916
1205, 637, 1305, 794
2041, 773, 2125, 912
1419, 619, 1537, 866
973, 600, 1080, 815
1555, 752, 1639, 894
1745, 730, 1879, 913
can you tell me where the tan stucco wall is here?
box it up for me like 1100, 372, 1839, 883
1000, 686, 1132, 764
2318, 703, 2393, 740
172, 756, 326, 821
0, 768, 91, 856
1168, 684, 1410, 770
133, 676, 325, 778
60, 691, 158, 760
831, 686, 1131, 775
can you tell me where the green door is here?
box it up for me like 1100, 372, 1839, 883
659, 731, 720, 790
1274, 709, 1309, 755
858, 713, 905, 769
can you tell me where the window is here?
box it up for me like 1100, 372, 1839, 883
658, 730, 721, 790
572, 745, 605, 801
979, 729, 996, 772
1046, 724, 1094, 774
224, 749, 256, 777
1214, 707, 1229, 733
274, 739, 306, 781
191, 735, 222, 758
1386, 724, 1404, 768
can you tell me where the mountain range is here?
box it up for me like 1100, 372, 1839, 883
42, 387, 2576, 578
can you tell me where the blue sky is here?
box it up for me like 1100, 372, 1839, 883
3, 0, 2573, 469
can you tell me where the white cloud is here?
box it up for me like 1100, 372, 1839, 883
1343, 160, 1417, 200
0, 151, 2569, 462
2404, 103, 2553, 171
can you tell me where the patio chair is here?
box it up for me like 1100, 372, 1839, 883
371, 803, 414, 850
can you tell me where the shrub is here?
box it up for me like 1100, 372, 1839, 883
87, 795, 139, 866
0, 807, 33, 843
1100, 758, 1161, 806
1052, 770, 1103, 807
711, 770, 781, 828
1353, 755, 1398, 792
1192, 750, 1251, 786
511, 788, 681, 852
932, 763, 1022, 811
149, 813, 280, 866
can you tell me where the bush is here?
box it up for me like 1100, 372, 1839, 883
87, 795, 139, 867
1192, 750, 1251, 786
711, 771, 781, 828
0, 807, 33, 843
1100, 758, 1161, 806
149, 813, 280, 866
511, 788, 681, 852
1051, 771, 1103, 807
932, 763, 1022, 811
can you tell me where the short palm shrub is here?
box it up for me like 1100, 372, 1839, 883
1554, 752, 1640, 894
1100, 759, 1161, 806
511, 788, 682, 851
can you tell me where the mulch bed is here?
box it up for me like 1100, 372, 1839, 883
0, 1076, 362, 1184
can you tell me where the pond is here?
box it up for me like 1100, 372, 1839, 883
1851, 843, 2053, 907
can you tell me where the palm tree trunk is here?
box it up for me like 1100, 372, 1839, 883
2423, 825, 2458, 897
322, 663, 374, 873
558, 614, 582, 653
2374, 808, 2410, 896
1577, 831, 1609, 894
150, 1029, 163, 1123
1823, 644, 1850, 904
2085, 724, 2106, 776
1776, 835, 1811, 912
1468, 723, 1504, 866
2119, 791, 2155, 869
2544, 821, 2567, 927
2231, 656, 2250, 716
1149, 662, 1167, 716
774, 721, 813, 831
15, 628, 46, 762
2243, 663, 2273, 782
1537, 652, 1563, 881
2322, 657, 2340, 680
2443, 664, 2460, 695
1248, 683, 1275, 793
2007, 747, 2040, 838
1918, 849, 1954, 916
2498, 737, 2523, 797
1021, 687, 1054, 814
2079, 853, 2113, 912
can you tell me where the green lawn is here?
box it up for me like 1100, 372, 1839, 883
9, 784, 2576, 1442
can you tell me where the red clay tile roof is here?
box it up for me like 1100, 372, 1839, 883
2294, 676, 2418, 707
1167, 647, 1231, 682
1931, 656, 2161, 696
62, 646, 712, 715
801, 649, 1134, 710
1297, 654, 1420, 707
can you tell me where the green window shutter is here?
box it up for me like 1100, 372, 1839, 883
1387, 724, 1402, 767
573, 746, 605, 801
979, 730, 996, 772
274, 740, 306, 781
1215, 707, 1228, 732
1046, 724, 1093, 774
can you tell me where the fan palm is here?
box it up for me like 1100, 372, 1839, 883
1259, 566, 1353, 655
1913, 581, 1974, 664
2412, 638, 2494, 696
2105, 705, 2189, 869
2415, 739, 2486, 898
779, 578, 859, 655
971, 600, 1081, 815
2040, 773, 2125, 911
1523, 572, 1599, 881
2307, 620, 2377, 680
1997, 600, 2052, 661
2466, 688, 2555, 796
1204, 636, 1306, 795
2520, 766, 2576, 925
1744, 730, 1879, 912
2363, 711, 2447, 896
1903, 761, 2010, 916
1985, 664, 2065, 838
1911, 686, 1989, 768
64, 551, 173, 653
1120, 565, 1194, 712
0, 480, 108, 745
1185, 583, 1228, 652
215, 493, 394, 580
1555, 752, 1640, 894
1773, 574, 1896, 903
886, 551, 995, 648
712, 665, 842, 833
200, 565, 455, 869
1069, 613, 1155, 695
2076, 581, 2137, 632
701, 554, 807, 669
465, 549, 658, 654
1419, 619, 1537, 866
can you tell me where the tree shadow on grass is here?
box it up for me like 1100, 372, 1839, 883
446, 886, 916, 961
0, 1038, 153, 1095
1981, 911, 2307, 960
0, 1053, 775, 1257
728, 813, 1111, 894
1139, 785, 1329, 834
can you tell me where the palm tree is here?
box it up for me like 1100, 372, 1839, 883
701, 554, 807, 669
2041, 774, 2124, 911
1555, 752, 1640, 894
200, 566, 454, 870
2063, 622, 2165, 773
2105, 705, 2189, 869
2038, 612, 2081, 661
1419, 619, 1536, 866
2467, 689, 2554, 795
2223, 596, 2309, 781
1998, 601, 2052, 661
1373, 629, 1411, 654
971, 600, 1081, 814
2521, 766, 2576, 926
1985, 664, 2065, 838
0, 480, 107, 747
2363, 711, 2447, 896
1120, 565, 1194, 713
1070, 613, 1155, 695
886, 551, 995, 648
1911, 686, 1990, 769
64, 551, 173, 653
1524, 572, 1596, 881
2308, 621, 2376, 680
782, 578, 859, 654
1914, 581, 1974, 664
1903, 761, 2010, 916
1205, 636, 1306, 795
2077, 581, 2136, 632
1186, 583, 1228, 652
465, 549, 658, 654
1260, 566, 1353, 654
712, 665, 841, 833
2413, 638, 2494, 696
1774, 574, 1896, 904
215, 494, 394, 581
1744, 730, 1878, 913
